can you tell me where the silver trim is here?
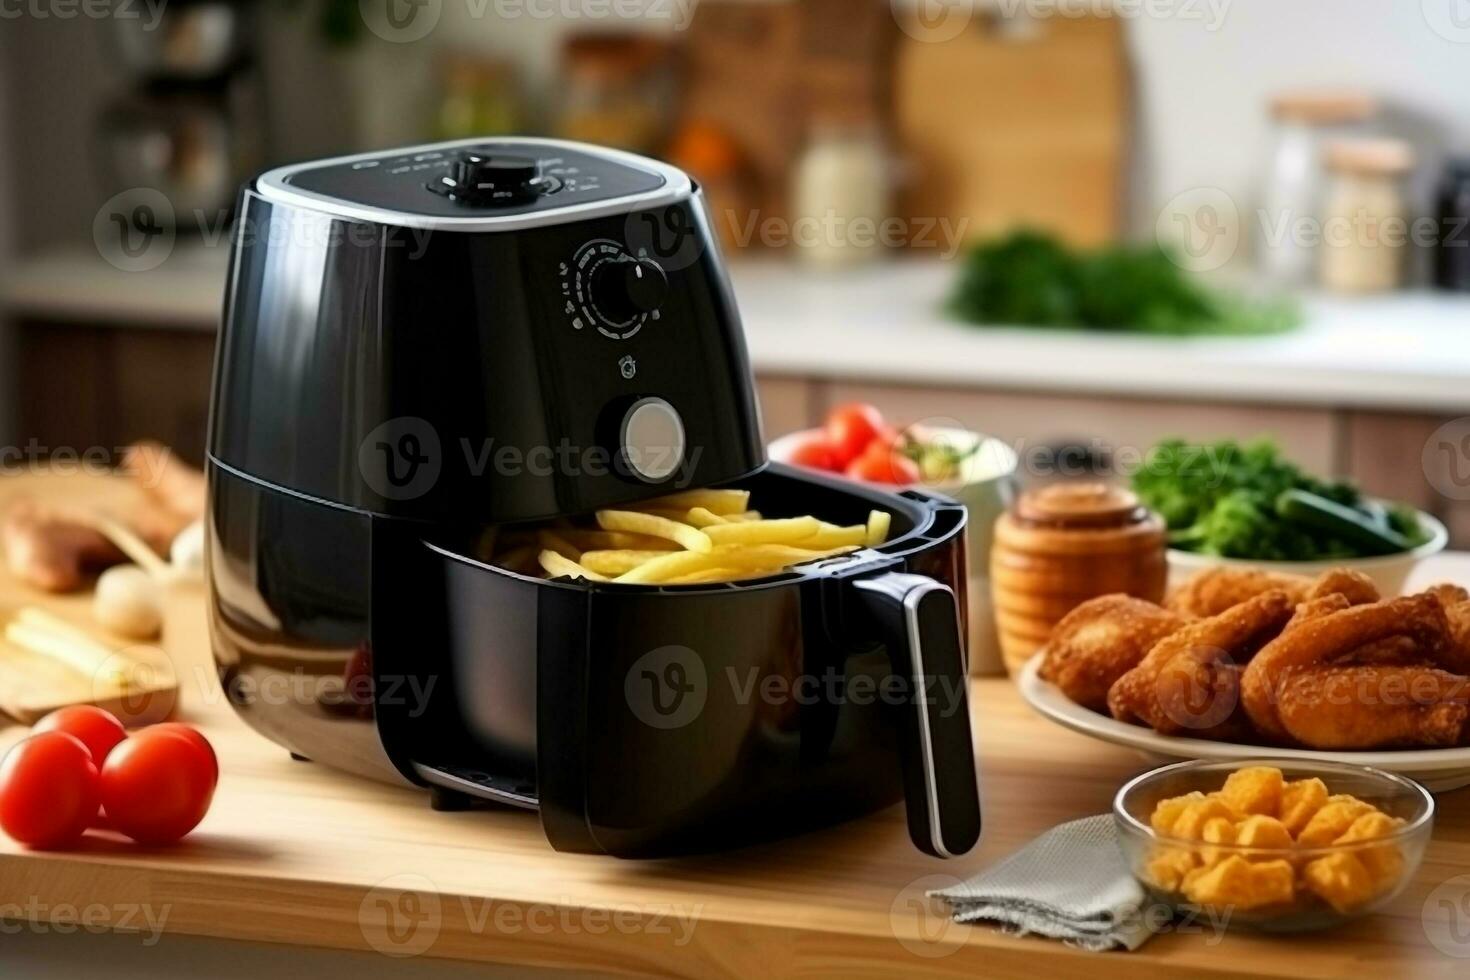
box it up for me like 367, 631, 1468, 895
412, 761, 538, 811
255, 137, 694, 232
854, 575, 961, 858
901, 581, 959, 859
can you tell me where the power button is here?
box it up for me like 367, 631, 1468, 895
620, 398, 685, 483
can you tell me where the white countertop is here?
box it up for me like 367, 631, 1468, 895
5, 245, 1470, 411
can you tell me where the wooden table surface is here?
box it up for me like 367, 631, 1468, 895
3, 471, 1470, 978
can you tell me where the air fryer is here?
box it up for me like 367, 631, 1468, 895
206, 138, 982, 858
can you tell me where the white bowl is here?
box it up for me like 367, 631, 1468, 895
1167, 507, 1448, 597
1017, 656, 1470, 792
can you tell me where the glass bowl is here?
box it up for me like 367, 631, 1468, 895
1114, 758, 1434, 932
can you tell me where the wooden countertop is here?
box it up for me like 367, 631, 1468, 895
3, 472, 1470, 977
8, 246, 1470, 412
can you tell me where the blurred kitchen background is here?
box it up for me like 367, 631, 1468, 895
2, 0, 1470, 538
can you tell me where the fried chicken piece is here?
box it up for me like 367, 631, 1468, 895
1166, 568, 1311, 618
1242, 594, 1452, 742
1039, 595, 1186, 712
1305, 568, 1380, 606
1108, 590, 1295, 739
1276, 666, 1470, 749
1424, 584, 1470, 674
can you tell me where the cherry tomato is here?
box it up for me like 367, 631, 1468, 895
34, 705, 127, 766
824, 403, 886, 467
0, 732, 100, 849
146, 724, 219, 788
100, 729, 216, 845
786, 435, 840, 471
846, 445, 921, 485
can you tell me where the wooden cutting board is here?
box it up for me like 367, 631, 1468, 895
0, 605, 178, 725
892, 9, 1130, 247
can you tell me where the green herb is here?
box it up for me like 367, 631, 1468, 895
1130, 438, 1429, 560
947, 231, 1299, 336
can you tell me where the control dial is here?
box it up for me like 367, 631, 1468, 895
560, 240, 668, 340
590, 254, 669, 324
430, 151, 560, 205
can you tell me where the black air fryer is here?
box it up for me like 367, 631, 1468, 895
207, 138, 981, 858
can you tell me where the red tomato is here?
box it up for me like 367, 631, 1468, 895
846, 446, 921, 485
824, 403, 886, 467
100, 729, 216, 845
34, 705, 127, 766
786, 435, 840, 471
146, 724, 219, 788
0, 732, 100, 849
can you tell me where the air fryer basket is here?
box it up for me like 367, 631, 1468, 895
372, 463, 980, 857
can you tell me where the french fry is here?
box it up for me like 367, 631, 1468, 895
725, 510, 762, 522
614, 550, 722, 584
707, 543, 856, 570
703, 516, 821, 546
684, 507, 729, 528
538, 530, 583, 561
865, 510, 892, 547
558, 529, 671, 552
793, 522, 867, 550
666, 567, 745, 585
495, 544, 537, 573
580, 549, 676, 576
537, 549, 607, 581
637, 488, 751, 516
597, 510, 712, 553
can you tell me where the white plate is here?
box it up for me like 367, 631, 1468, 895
1016, 656, 1470, 792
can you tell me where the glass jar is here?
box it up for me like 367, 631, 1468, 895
1319, 139, 1415, 294
1256, 91, 1375, 286
790, 122, 890, 268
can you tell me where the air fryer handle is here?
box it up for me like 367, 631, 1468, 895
854, 572, 981, 858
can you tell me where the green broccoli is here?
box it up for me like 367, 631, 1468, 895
1130, 438, 1428, 560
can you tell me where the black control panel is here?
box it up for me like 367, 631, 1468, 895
284, 141, 667, 218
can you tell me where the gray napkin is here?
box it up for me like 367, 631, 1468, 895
929, 815, 1159, 952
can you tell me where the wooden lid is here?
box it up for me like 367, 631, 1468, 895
1012, 482, 1150, 530
1270, 90, 1377, 125
1325, 138, 1415, 176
